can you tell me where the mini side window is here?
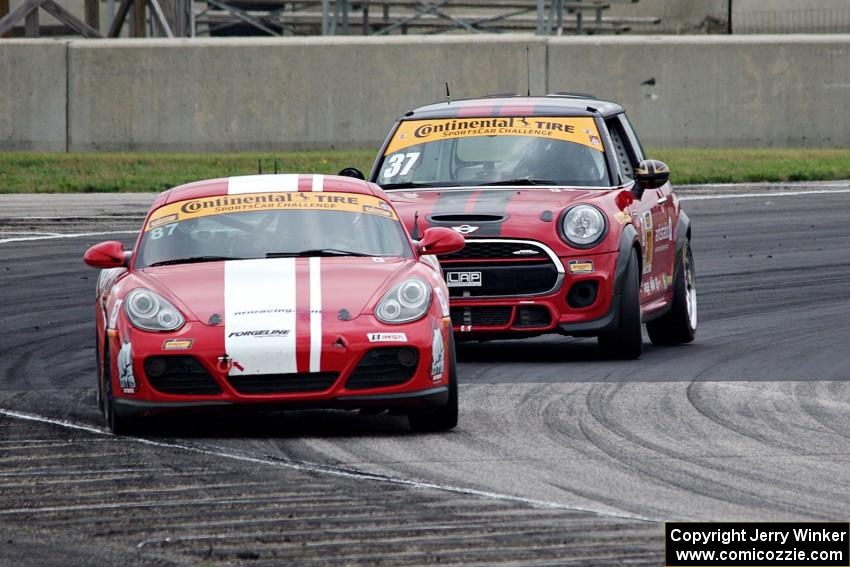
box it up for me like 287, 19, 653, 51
606, 118, 637, 181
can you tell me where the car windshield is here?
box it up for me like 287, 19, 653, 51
135, 191, 411, 268
377, 116, 610, 188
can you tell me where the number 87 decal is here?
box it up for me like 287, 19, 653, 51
383, 152, 420, 179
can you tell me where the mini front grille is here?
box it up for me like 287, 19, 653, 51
144, 356, 222, 395
227, 372, 339, 394
440, 241, 549, 262
346, 348, 419, 390
450, 306, 513, 327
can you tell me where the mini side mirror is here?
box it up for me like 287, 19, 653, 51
418, 227, 465, 256
634, 159, 670, 192
84, 241, 128, 269
338, 167, 366, 180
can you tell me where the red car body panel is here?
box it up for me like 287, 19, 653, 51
91, 175, 456, 413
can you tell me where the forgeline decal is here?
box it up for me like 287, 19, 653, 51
162, 338, 194, 350
145, 192, 398, 231
384, 116, 605, 155
227, 329, 290, 338
430, 328, 445, 380
117, 341, 136, 393
367, 332, 408, 343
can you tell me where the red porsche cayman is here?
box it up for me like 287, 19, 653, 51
84, 174, 464, 434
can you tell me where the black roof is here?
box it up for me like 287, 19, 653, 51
403, 93, 624, 120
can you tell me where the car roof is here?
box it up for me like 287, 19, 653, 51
401, 93, 624, 120
154, 174, 382, 208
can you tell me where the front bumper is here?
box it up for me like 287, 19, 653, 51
449, 250, 621, 338
107, 314, 451, 410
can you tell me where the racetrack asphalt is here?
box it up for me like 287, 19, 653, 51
1, 183, 849, 564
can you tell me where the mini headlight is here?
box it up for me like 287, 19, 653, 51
375, 279, 432, 324
124, 289, 185, 332
562, 205, 606, 248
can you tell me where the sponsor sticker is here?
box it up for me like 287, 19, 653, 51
117, 341, 136, 393
108, 299, 123, 329
568, 260, 594, 274
430, 328, 445, 380
447, 271, 482, 288
385, 116, 604, 155
614, 211, 630, 225
367, 332, 408, 343
227, 329, 290, 338
162, 338, 194, 350
146, 192, 398, 231
435, 287, 450, 317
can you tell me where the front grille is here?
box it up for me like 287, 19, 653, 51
440, 240, 562, 298
346, 348, 419, 390
514, 306, 552, 328
227, 372, 339, 394
144, 356, 222, 395
450, 306, 513, 327
440, 241, 549, 262
445, 263, 559, 298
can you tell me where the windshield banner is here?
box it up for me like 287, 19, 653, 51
146, 191, 397, 231
384, 116, 604, 155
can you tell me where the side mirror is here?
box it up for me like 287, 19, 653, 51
84, 241, 128, 269
634, 159, 670, 193
338, 167, 366, 180
418, 227, 465, 256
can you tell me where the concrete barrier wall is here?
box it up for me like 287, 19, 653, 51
548, 35, 850, 147
0, 40, 67, 151
2, 35, 849, 150
68, 37, 546, 151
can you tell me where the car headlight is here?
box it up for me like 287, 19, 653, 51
561, 205, 607, 248
375, 279, 432, 324
124, 288, 185, 332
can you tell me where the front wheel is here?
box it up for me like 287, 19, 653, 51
597, 248, 643, 360
647, 239, 697, 345
408, 331, 458, 433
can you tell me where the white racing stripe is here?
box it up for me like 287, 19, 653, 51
311, 174, 324, 193
225, 258, 297, 375
309, 256, 322, 372
0, 407, 657, 522
228, 174, 300, 194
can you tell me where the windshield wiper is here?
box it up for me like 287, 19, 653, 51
475, 178, 558, 186
267, 249, 373, 258
148, 255, 242, 267
381, 181, 456, 190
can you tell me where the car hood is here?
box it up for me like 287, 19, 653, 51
386, 186, 615, 239
137, 257, 409, 324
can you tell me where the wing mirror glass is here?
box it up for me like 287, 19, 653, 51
84, 241, 129, 269
418, 227, 465, 256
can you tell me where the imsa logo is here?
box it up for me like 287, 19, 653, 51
446, 271, 482, 288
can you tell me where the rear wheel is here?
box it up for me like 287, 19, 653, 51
102, 343, 137, 435
408, 332, 458, 433
597, 249, 643, 359
647, 239, 697, 345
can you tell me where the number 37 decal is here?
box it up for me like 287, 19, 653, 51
382, 152, 420, 179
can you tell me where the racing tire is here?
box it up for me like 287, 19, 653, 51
102, 343, 137, 435
647, 239, 697, 345
408, 331, 459, 433
597, 249, 643, 360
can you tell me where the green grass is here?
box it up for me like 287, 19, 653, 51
1, 148, 849, 193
